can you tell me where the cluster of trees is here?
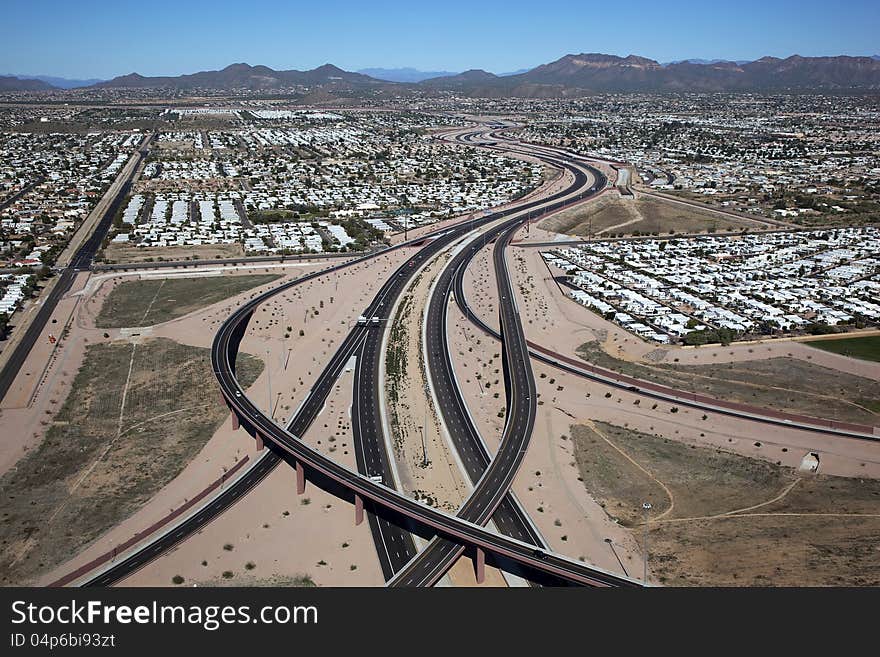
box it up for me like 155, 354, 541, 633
251, 203, 328, 224
333, 218, 386, 251
683, 327, 738, 346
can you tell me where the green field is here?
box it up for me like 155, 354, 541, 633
0, 338, 263, 585
804, 336, 880, 363
96, 274, 281, 328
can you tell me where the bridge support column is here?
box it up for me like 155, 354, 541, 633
295, 460, 306, 495
230, 411, 240, 431
474, 547, 485, 584
255, 432, 264, 451
354, 494, 364, 525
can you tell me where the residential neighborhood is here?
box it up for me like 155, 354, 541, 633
544, 226, 880, 344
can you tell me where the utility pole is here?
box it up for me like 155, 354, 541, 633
266, 348, 273, 421
421, 405, 429, 466
642, 501, 652, 585
420, 425, 428, 467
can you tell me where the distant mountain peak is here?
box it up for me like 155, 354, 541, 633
0, 75, 56, 91
424, 52, 880, 95
92, 62, 387, 90
74, 53, 880, 95
458, 69, 497, 78
357, 67, 460, 83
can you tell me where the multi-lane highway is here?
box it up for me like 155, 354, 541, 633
72, 205, 504, 585
388, 152, 607, 586
345, 130, 623, 585
453, 257, 879, 442
71, 124, 635, 588
212, 126, 639, 587
0, 137, 151, 404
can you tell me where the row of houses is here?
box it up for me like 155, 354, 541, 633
544, 226, 880, 343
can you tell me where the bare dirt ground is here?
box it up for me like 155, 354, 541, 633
30, 253, 406, 586
571, 421, 880, 586
103, 242, 245, 264
0, 338, 262, 585
383, 253, 470, 512
538, 191, 755, 238
122, 365, 384, 587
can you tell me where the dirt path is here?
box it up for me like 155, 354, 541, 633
138, 279, 167, 325
585, 420, 675, 521
721, 478, 802, 516
611, 356, 878, 418
583, 422, 874, 530
656, 511, 880, 524
595, 202, 643, 236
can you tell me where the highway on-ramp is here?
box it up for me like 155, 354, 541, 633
74, 126, 636, 588
213, 134, 638, 587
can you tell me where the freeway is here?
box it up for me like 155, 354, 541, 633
452, 234, 879, 442
215, 315, 637, 586
213, 133, 637, 586
352, 325, 419, 578
388, 214, 541, 586
0, 139, 150, 404
425, 228, 547, 545
344, 125, 622, 585
74, 192, 518, 586
73, 125, 633, 588
317, 128, 611, 584
389, 151, 608, 587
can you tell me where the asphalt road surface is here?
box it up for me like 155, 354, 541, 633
0, 144, 149, 404
77, 129, 636, 588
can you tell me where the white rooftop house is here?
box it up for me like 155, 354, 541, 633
121, 195, 144, 224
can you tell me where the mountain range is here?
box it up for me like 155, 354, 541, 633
0, 75, 56, 92
3, 53, 880, 94
357, 67, 459, 83
421, 54, 880, 95
0, 74, 104, 89
91, 62, 383, 90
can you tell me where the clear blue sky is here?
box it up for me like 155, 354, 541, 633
3, 0, 878, 79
